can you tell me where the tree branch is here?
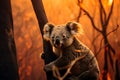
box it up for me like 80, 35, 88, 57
99, 0, 106, 26
105, 0, 114, 27
53, 52, 88, 80
31, 0, 57, 80
96, 28, 116, 56
80, 6, 102, 33
107, 24, 119, 37
105, 25, 119, 54
76, 0, 83, 22
91, 33, 101, 54
31, 0, 48, 35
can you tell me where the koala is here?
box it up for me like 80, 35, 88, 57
43, 22, 100, 80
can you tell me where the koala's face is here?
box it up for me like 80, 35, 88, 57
49, 25, 73, 48
43, 22, 83, 48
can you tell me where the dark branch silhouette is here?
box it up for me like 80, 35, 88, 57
105, 0, 114, 27
107, 25, 119, 37
31, 0, 57, 80
80, 5, 102, 33
0, 0, 19, 80
76, 0, 119, 80
99, 0, 106, 25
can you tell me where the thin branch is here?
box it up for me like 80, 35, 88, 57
107, 25, 119, 37
99, 0, 106, 25
91, 33, 101, 54
53, 53, 88, 80
99, 0, 103, 26
108, 49, 114, 69
108, 42, 116, 54
80, 7, 102, 33
76, 0, 82, 22
95, 24, 118, 56
105, 25, 119, 55
95, 35, 107, 56
89, 39, 108, 65
105, 0, 114, 26
52, 65, 61, 80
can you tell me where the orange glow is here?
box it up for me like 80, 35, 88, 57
108, 0, 113, 6
107, 73, 111, 80
102, 0, 113, 8
11, 0, 120, 80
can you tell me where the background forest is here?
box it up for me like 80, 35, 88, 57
11, 0, 120, 80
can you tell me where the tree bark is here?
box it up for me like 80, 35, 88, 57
31, 0, 57, 80
114, 60, 120, 80
0, 0, 19, 80
102, 30, 114, 80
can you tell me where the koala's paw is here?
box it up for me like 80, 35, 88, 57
44, 63, 53, 72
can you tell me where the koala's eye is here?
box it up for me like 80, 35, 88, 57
51, 36, 54, 42
62, 34, 66, 38
52, 36, 54, 39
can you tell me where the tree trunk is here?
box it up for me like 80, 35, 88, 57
102, 27, 116, 80
114, 58, 120, 80
102, 30, 109, 80
103, 40, 108, 80
102, 31, 113, 80
31, 0, 57, 80
0, 0, 19, 80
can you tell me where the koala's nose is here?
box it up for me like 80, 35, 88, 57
55, 36, 60, 45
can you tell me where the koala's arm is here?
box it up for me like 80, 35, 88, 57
44, 56, 72, 72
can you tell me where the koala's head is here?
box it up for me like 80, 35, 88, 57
43, 22, 83, 48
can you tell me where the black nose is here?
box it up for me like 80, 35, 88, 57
55, 36, 60, 45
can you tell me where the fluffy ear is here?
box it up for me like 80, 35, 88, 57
66, 22, 83, 35
43, 23, 54, 41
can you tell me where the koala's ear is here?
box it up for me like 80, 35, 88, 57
66, 22, 83, 35
43, 23, 54, 41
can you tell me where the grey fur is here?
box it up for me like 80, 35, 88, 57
43, 22, 100, 80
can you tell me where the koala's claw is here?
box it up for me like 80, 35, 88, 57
41, 53, 45, 59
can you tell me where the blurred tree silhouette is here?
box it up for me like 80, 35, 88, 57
76, 0, 120, 80
31, 0, 57, 80
0, 0, 19, 80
